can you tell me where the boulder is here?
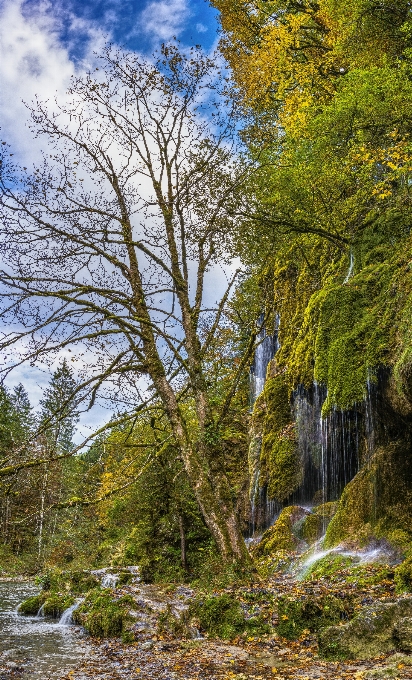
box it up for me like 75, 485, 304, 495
253, 506, 309, 556
319, 597, 412, 660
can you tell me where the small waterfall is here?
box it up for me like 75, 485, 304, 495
343, 250, 354, 284
58, 599, 83, 626
250, 314, 278, 403
36, 603, 45, 618
101, 573, 119, 588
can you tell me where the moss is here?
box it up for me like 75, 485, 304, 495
188, 593, 270, 640
302, 552, 394, 588
277, 593, 353, 640
256, 372, 302, 501
37, 568, 100, 595
255, 550, 295, 578
18, 593, 46, 616
43, 593, 75, 618
117, 571, 133, 586
299, 503, 338, 544
319, 598, 412, 660
324, 441, 412, 548
73, 589, 135, 638
395, 557, 412, 593
253, 506, 308, 557
303, 553, 354, 581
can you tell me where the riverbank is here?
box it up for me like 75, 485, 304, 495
58, 565, 412, 680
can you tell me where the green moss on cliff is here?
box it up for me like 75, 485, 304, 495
255, 371, 302, 502
270, 234, 412, 413
299, 503, 338, 543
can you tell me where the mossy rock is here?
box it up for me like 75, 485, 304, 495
395, 556, 412, 593
117, 571, 134, 586
303, 553, 354, 581
299, 503, 338, 544
325, 442, 412, 549
257, 373, 303, 502
302, 552, 394, 587
253, 506, 309, 557
319, 598, 412, 660
277, 593, 353, 640
18, 593, 46, 616
43, 593, 75, 618
188, 593, 270, 640
72, 588, 135, 638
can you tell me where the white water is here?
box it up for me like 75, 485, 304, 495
59, 599, 84, 626
295, 539, 395, 579
1, 582, 89, 679
344, 250, 354, 284
101, 573, 119, 588
250, 315, 278, 403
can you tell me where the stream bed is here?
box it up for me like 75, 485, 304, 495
0, 581, 91, 679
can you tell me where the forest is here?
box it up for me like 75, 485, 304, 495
1, 1, 412, 679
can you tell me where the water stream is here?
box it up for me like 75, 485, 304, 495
0, 581, 90, 679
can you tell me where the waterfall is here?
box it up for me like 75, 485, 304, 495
101, 573, 119, 589
36, 603, 45, 618
58, 599, 83, 626
344, 250, 354, 284
293, 385, 361, 505
250, 314, 279, 404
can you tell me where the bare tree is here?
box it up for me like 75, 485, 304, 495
0, 44, 255, 565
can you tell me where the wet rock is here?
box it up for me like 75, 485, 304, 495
319, 597, 412, 659
393, 617, 412, 652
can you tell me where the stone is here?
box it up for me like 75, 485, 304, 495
319, 597, 412, 660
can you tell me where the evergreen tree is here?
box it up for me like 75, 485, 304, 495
40, 359, 79, 455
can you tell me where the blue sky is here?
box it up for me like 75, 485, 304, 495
20, 0, 219, 59
0, 0, 222, 437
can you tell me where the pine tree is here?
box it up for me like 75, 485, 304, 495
39, 359, 78, 455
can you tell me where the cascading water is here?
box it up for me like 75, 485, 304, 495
59, 599, 84, 626
250, 314, 279, 404
0, 582, 89, 679
293, 384, 361, 505
101, 573, 119, 589
248, 315, 280, 535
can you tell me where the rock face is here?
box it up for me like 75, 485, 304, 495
319, 598, 412, 660
324, 439, 412, 549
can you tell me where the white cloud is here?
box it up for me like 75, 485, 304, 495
0, 0, 73, 158
196, 22, 208, 33
139, 0, 191, 42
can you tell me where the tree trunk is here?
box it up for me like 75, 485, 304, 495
181, 444, 250, 566
154, 376, 251, 567
178, 515, 188, 571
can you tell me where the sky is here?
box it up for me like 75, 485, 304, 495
0, 0, 221, 442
